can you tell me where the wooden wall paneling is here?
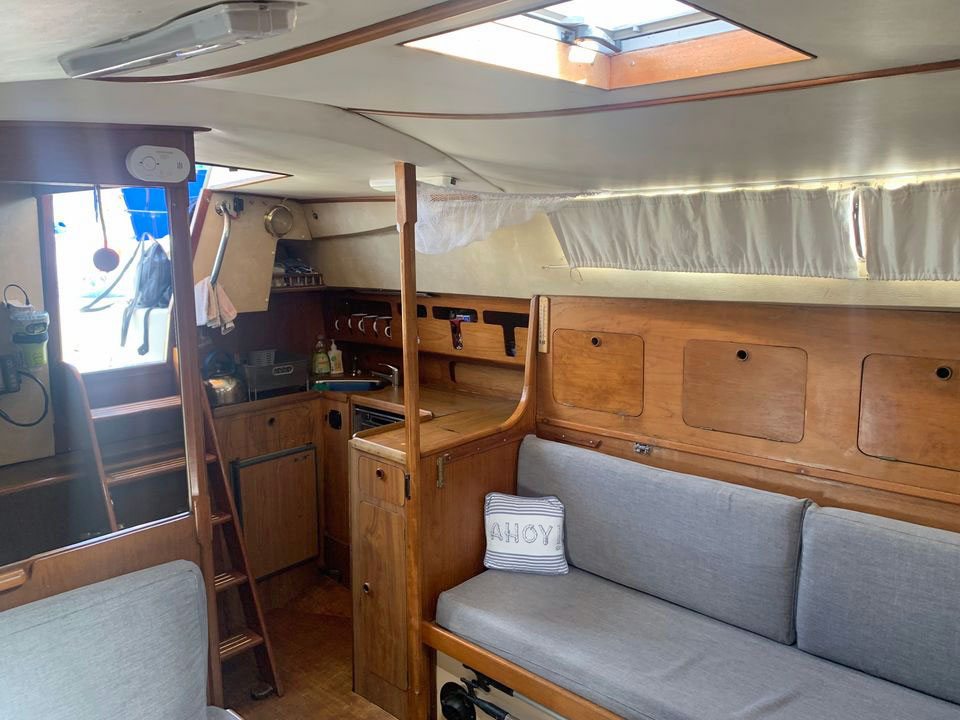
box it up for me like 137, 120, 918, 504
449, 361, 524, 398
537, 422, 960, 534
682, 339, 807, 442
537, 297, 960, 528
420, 440, 521, 619
858, 353, 960, 471
0, 123, 198, 186
0, 513, 200, 611
552, 329, 644, 416
320, 397, 351, 583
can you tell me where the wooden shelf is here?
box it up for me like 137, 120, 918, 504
90, 395, 181, 421
219, 630, 264, 660
270, 285, 329, 294
213, 570, 248, 593
106, 449, 218, 487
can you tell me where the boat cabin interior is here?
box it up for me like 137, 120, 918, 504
3, 2, 960, 719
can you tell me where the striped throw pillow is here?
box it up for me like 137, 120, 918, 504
484, 492, 568, 575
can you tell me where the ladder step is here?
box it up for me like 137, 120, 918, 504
219, 630, 264, 661
211, 510, 232, 526
106, 452, 219, 487
90, 395, 181, 421
214, 571, 248, 593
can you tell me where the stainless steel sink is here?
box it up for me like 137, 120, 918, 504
313, 378, 388, 392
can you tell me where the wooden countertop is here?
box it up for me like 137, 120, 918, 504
212, 385, 501, 420
352, 397, 518, 461
210, 383, 520, 462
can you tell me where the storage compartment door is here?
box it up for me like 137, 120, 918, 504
355, 500, 408, 689
235, 445, 319, 578
859, 354, 960, 470
683, 339, 807, 442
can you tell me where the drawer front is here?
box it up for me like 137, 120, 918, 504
358, 456, 406, 507
220, 404, 315, 460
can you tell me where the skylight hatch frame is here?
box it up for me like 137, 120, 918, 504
402, 0, 812, 91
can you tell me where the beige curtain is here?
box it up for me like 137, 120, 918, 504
549, 187, 858, 278
860, 180, 960, 280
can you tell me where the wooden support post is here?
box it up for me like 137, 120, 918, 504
395, 161, 430, 720
166, 183, 222, 707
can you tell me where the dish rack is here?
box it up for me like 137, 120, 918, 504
241, 351, 309, 400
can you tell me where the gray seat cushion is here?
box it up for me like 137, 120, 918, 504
797, 507, 960, 705
517, 436, 808, 643
0, 560, 210, 720
437, 568, 960, 720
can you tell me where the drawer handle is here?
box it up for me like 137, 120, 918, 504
362, 582, 371, 595
267, 417, 276, 426
375, 468, 384, 479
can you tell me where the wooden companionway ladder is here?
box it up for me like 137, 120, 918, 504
64, 363, 282, 702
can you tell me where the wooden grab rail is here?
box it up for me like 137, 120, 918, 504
0, 569, 28, 593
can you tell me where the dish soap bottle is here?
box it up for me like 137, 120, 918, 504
327, 340, 344, 375
312, 336, 331, 376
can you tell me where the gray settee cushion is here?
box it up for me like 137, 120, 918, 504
797, 507, 960, 705
517, 436, 808, 643
0, 560, 210, 720
437, 568, 960, 720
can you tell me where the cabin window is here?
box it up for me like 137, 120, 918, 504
404, 0, 810, 89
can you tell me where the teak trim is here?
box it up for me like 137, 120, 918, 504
395, 161, 430, 719
423, 622, 622, 720
348, 58, 960, 120
101, 0, 514, 84
537, 418, 960, 506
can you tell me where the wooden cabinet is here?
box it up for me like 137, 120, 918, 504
320, 397, 351, 582
351, 448, 409, 719
235, 446, 319, 578
213, 395, 325, 590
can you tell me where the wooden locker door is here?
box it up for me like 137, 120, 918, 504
235, 446, 319, 579
354, 499, 407, 690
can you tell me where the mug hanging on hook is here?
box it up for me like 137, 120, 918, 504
92, 185, 120, 272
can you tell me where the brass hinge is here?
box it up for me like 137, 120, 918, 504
436, 453, 452, 489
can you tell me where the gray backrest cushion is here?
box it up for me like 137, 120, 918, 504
517, 435, 808, 643
0, 560, 208, 720
797, 507, 960, 704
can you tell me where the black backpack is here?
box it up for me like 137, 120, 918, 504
121, 238, 172, 354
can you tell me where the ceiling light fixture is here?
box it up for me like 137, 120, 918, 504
58, 2, 298, 79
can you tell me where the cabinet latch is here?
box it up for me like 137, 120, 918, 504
404, 473, 411, 500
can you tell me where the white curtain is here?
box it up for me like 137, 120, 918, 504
860, 179, 960, 280
550, 188, 858, 278
415, 182, 585, 254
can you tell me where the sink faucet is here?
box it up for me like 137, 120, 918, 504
371, 363, 400, 388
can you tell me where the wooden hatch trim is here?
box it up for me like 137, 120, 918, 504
100, 0, 515, 84
349, 57, 960, 120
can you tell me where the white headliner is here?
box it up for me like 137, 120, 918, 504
2, 0, 960, 195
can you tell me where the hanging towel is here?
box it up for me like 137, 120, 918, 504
194, 277, 237, 334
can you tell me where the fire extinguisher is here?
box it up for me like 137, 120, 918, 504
0, 283, 50, 427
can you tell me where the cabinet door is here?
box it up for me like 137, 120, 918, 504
236, 447, 319, 578
321, 398, 350, 578
354, 500, 407, 690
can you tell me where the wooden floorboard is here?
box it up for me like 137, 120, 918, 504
223, 577, 394, 720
